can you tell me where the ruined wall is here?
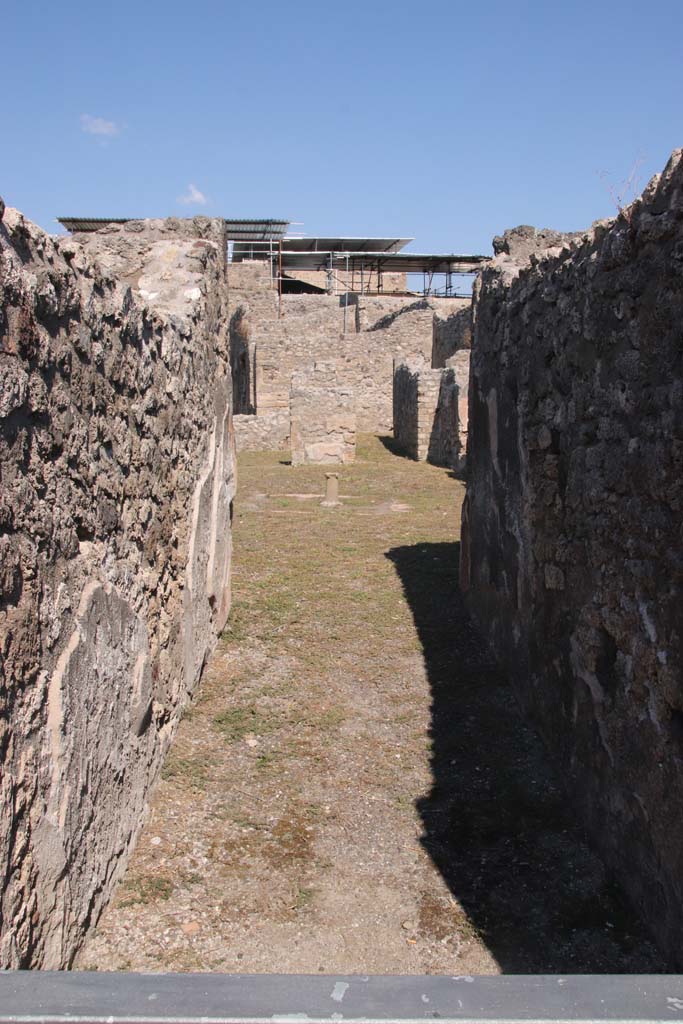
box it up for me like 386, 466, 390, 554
0, 208, 235, 968
392, 364, 420, 458
431, 300, 472, 367
447, 350, 470, 466
290, 362, 356, 465
233, 409, 289, 451
393, 364, 461, 468
228, 262, 467, 443
462, 151, 683, 964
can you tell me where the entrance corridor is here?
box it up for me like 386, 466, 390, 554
77, 437, 663, 974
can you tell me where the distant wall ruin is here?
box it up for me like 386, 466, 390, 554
0, 210, 235, 968
462, 151, 683, 964
290, 362, 356, 465
392, 364, 463, 470
228, 260, 471, 453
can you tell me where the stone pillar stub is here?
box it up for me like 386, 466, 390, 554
321, 472, 341, 507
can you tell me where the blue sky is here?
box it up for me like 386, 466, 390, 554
3, 0, 682, 254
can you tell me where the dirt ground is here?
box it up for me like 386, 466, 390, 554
77, 435, 665, 974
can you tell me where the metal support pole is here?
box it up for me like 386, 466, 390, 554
343, 254, 349, 334
278, 238, 283, 318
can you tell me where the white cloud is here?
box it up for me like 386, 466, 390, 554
80, 114, 119, 138
177, 183, 208, 206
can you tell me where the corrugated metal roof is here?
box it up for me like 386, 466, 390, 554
58, 217, 290, 240
58, 217, 133, 233
278, 251, 490, 274
224, 220, 289, 240
231, 236, 413, 262
279, 237, 412, 253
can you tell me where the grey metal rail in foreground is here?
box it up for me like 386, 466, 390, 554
2, 973, 683, 1024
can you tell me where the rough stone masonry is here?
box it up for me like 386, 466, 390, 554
229, 255, 472, 455
290, 361, 357, 465
392, 361, 466, 471
0, 210, 235, 968
462, 151, 683, 965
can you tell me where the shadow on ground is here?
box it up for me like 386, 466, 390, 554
378, 434, 411, 459
386, 541, 665, 973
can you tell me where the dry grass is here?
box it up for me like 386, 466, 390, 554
77, 434, 663, 976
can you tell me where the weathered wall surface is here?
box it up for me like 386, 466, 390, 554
290, 362, 356, 465
431, 300, 472, 367
392, 364, 420, 459
0, 209, 235, 968
393, 364, 462, 468
446, 350, 470, 465
462, 151, 683, 964
228, 264, 471, 444
233, 409, 289, 451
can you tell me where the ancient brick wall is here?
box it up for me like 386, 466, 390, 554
462, 150, 683, 964
0, 209, 235, 968
393, 364, 462, 469
290, 362, 356, 465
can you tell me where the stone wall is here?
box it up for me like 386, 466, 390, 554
432, 300, 472, 367
233, 410, 289, 451
0, 209, 235, 968
392, 364, 420, 458
290, 362, 356, 465
462, 150, 683, 964
393, 364, 462, 469
446, 350, 470, 467
228, 262, 471, 445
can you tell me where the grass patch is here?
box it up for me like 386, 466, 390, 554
255, 751, 281, 772
118, 875, 174, 907
222, 601, 251, 642
293, 886, 315, 911
161, 754, 212, 790
213, 706, 278, 741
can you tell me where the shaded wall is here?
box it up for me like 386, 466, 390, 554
393, 364, 462, 469
462, 150, 683, 964
0, 210, 235, 967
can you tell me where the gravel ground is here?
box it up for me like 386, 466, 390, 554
77, 435, 665, 974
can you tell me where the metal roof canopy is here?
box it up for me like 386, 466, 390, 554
278, 236, 412, 253
231, 236, 412, 262
58, 217, 133, 233
58, 218, 290, 240
278, 251, 490, 274
224, 219, 289, 240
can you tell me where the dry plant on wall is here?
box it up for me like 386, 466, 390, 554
597, 155, 645, 222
